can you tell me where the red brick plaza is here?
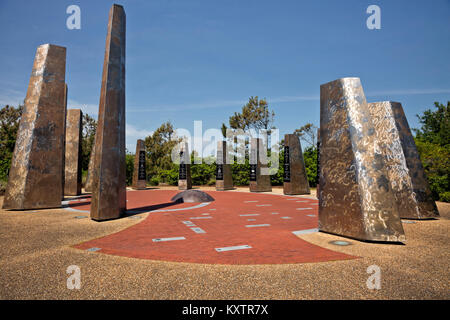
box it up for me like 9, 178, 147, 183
71, 189, 356, 264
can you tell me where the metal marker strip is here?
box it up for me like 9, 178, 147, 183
63, 195, 90, 201
62, 205, 89, 213
296, 207, 313, 210
215, 245, 252, 252
64, 197, 212, 215
245, 224, 270, 228
190, 227, 206, 234
292, 228, 319, 235
152, 237, 186, 242
239, 214, 260, 217
152, 202, 211, 212
190, 216, 213, 220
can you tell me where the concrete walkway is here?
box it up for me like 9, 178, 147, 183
0, 187, 448, 299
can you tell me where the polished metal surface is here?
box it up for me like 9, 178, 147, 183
319, 77, 405, 242
3, 44, 67, 210
283, 133, 310, 195
90, 5, 127, 221
369, 101, 439, 219
249, 138, 272, 192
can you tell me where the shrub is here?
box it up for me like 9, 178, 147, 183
0, 180, 6, 195
414, 101, 449, 202
415, 139, 449, 202
191, 162, 216, 185
232, 161, 250, 186
158, 168, 178, 186
149, 176, 159, 186
303, 146, 318, 187
439, 192, 450, 203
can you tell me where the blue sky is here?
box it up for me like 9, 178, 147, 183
0, 0, 449, 152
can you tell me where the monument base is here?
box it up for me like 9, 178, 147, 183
132, 181, 146, 190
216, 181, 233, 191
249, 181, 272, 193
178, 180, 192, 190
283, 182, 310, 195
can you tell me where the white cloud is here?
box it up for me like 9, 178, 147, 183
66, 99, 154, 152
0, 88, 26, 107
127, 98, 247, 113
366, 88, 450, 97
268, 95, 319, 103
67, 100, 99, 118
126, 123, 153, 153
126, 95, 321, 113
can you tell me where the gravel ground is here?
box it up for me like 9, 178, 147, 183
0, 189, 448, 300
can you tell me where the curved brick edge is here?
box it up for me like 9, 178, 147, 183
71, 189, 358, 265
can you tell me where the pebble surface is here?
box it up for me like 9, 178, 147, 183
0, 189, 448, 300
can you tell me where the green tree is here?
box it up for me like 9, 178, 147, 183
222, 96, 275, 140
294, 123, 319, 187
0, 104, 23, 182
191, 153, 216, 186
303, 145, 318, 187
232, 160, 250, 186
144, 121, 182, 182
221, 123, 227, 138
125, 151, 134, 186
294, 123, 318, 148
414, 101, 450, 147
270, 147, 284, 186
220, 97, 277, 185
223, 96, 275, 133
414, 101, 450, 202
81, 113, 97, 172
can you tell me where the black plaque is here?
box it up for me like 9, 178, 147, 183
179, 151, 187, 180
283, 146, 290, 182
216, 164, 224, 180
249, 164, 257, 181
138, 150, 146, 180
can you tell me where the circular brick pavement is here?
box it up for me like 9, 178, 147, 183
71, 189, 356, 264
